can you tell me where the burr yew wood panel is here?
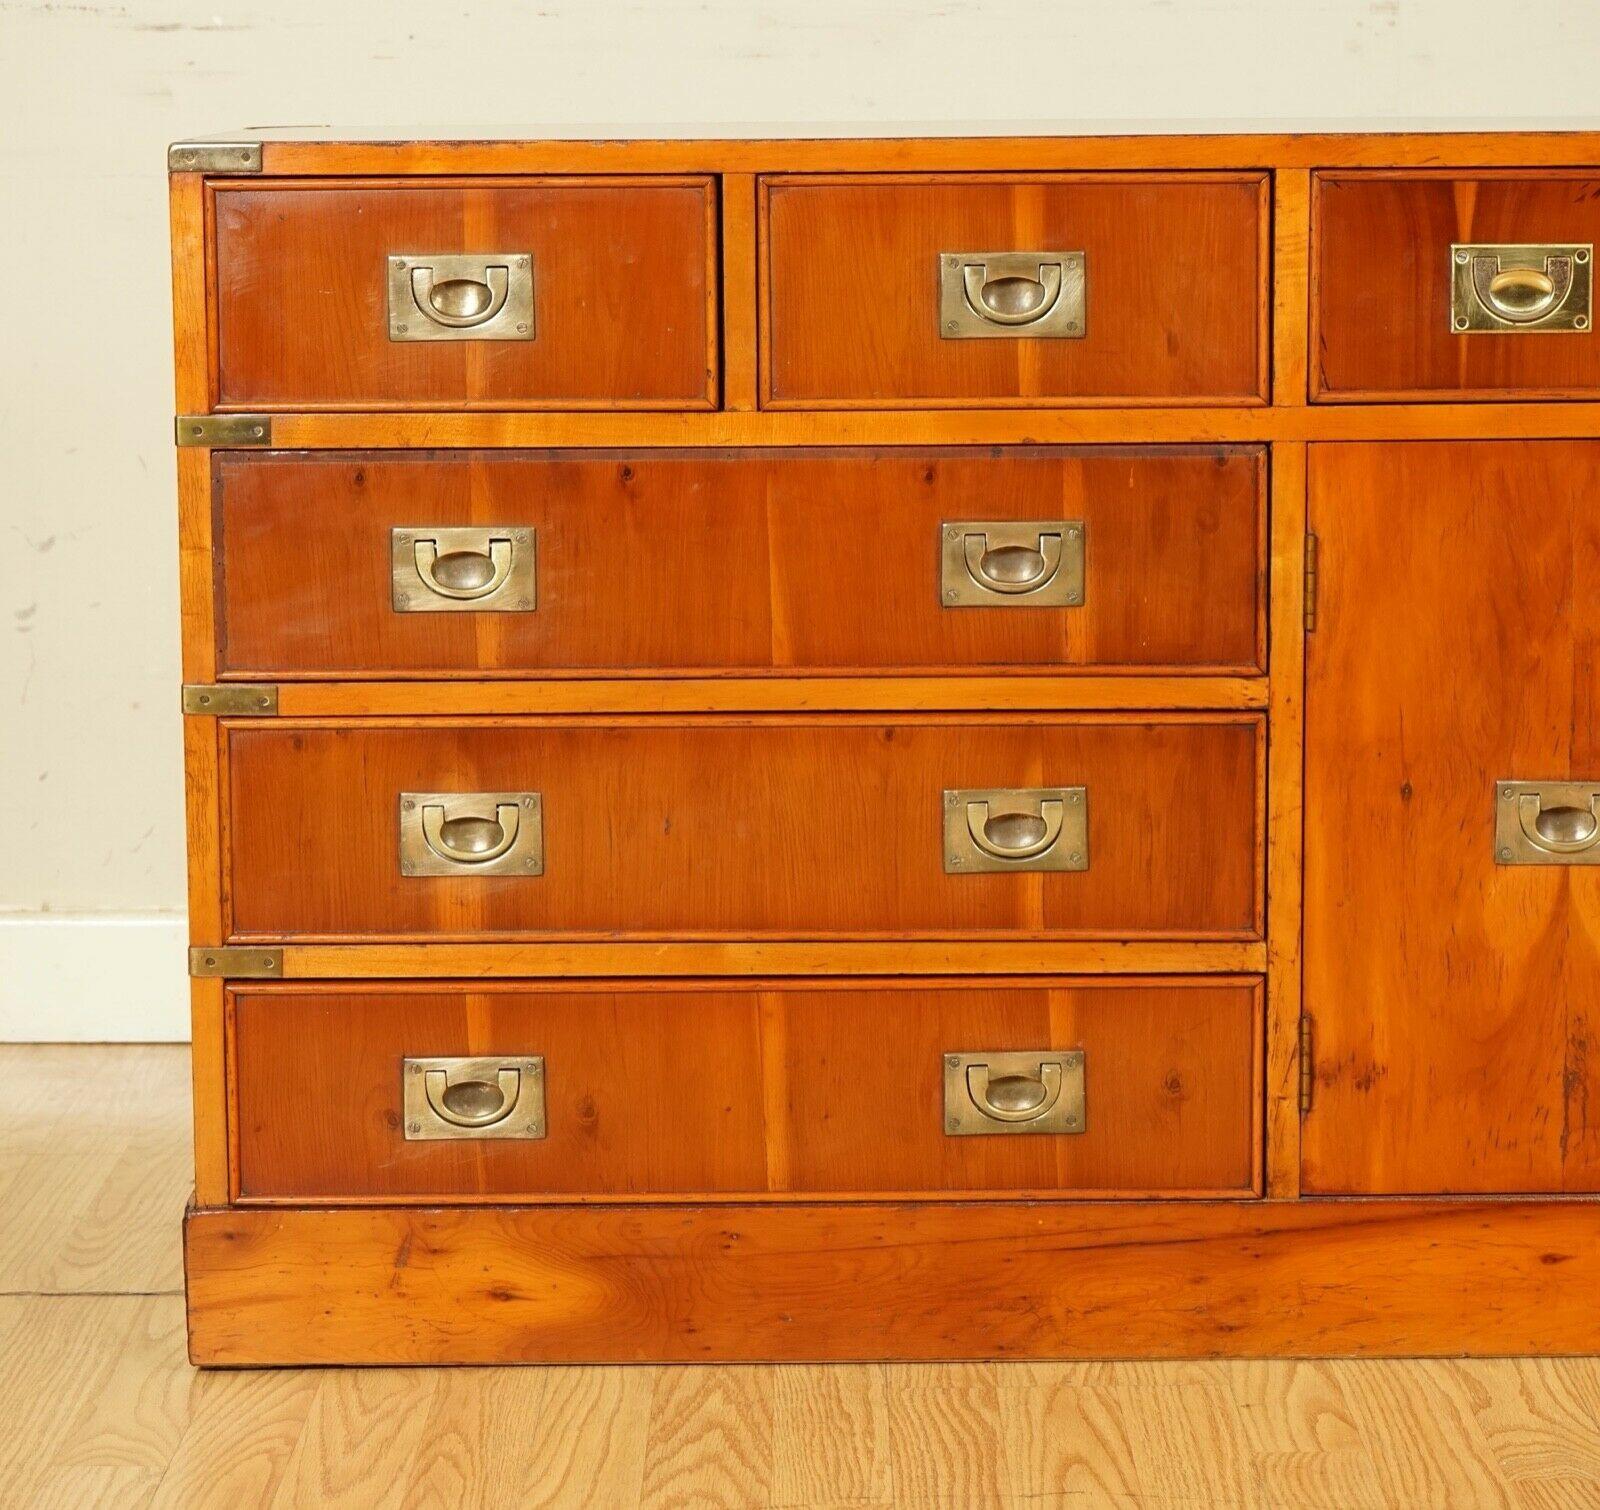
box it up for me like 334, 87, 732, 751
212, 446, 1266, 678
1304, 440, 1600, 1194
761, 174, 1268, 407
222, 716, 1263, 941
1312, 173, 1600, 400
211, 179, 718, 410
229, 977, 1261, 1201
184, 1198, 1600, 1365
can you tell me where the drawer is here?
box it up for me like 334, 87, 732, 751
1313, 172, 1600, 400
761, 174, 1268, 407
223, 716, 1263, 940
213, 446, 1266, 678
211, 178, 718, 410
230, 977, 1263, 1199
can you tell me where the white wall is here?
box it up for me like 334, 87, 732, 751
3, 0, 1598, 1038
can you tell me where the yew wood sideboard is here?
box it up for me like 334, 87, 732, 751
169, 128, 1600, 1365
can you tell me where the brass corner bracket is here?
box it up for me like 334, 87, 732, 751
189, 946, 283, 979
168, 141, 262, 174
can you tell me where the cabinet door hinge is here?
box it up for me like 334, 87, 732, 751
1299, 1015, 1314, 1117
1304, 532, 1319, 633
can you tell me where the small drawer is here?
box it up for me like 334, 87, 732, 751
229, 977, 1263, 1199
210, 178, 718, 410
760, 174, 1268, 407
1313, 172, 1600, 401
212, 446, 1266, 678
222, 715, 1263, 941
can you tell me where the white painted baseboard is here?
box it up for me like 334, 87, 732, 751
0, 914, 189, 1041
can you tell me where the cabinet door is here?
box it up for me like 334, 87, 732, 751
1304, 441, 1600, 1193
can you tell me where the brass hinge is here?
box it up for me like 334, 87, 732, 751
1299, 1015, 1314, 1117
1304, 532, 1320, 632
182, 683, 278, 716
168, 141, 262, 174
176, 414, 272, 448
189, 946, 282, 979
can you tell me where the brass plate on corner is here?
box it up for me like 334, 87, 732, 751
943, 1050, 1086, 1136
168, 142, 262, 174
182, 683, 277, 716
391, 527, 536, 613
399, 791, 544, 877
403, 1056, 546, 1140
941, 520, 1084, 607
1451, 244, 1592, 333
189, 946, 282, 979
939, 250, 1086, 339
943, 786, 1087, 874
1495, 779, 1600, 865
175, 415, 272, 448
388, 253, 535, 342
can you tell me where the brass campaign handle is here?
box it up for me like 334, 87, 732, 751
1517, 790, 1600, 855
423, 1066, 523, 1129
962, 529, 1064, 595
420, 800, 522, 866
965, 796, 1066, 862
965, 1060, 1065, 1124
1471, 255, 1572, 325
410, 261, 511, 328
961, 259, 1065, 326
414, 536, 514, 601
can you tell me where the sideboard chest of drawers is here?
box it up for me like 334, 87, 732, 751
169, 128, 1600, 1365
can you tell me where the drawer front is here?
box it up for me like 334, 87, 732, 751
230, 977, 1262, 1199
761, 174, 1268, 406
214, 446, 1265, 677
1314, 172, 1600, 400
224, 717, 1263, 940
212, 179, 717, 410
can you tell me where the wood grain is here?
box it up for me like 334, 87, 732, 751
762, 174, 1267, 406
213, 447, 1266, 678
278, 940, 1269, 978
721, 174, 760, 411
259, 401, 1600, 448
1304, 441, 1600, 1193
184, 1199, 1600, 1365
222, 714, 1264, 941
1271, 170, 1311, 406
211, 178, 718, 410
1264, 442, 1306, 1198
1313, 172, 1600, 401
246, 130, 1600, 175
270, 675, 1270, 716
228, 977, 1261, 1201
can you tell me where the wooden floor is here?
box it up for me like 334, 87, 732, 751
2, 1048, 1599, 1508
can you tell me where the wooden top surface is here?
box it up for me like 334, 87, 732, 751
170, 124, 1600, 173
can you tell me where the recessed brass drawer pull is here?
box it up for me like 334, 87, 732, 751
1495, 780, 1600, 865
943, 1050, 1085, 1136
387, 253, 535, 342
940, 519, 1084, 607
943, 786, 1087, 874
939, 250, 1086, 339
403, 1056, 546, 1140
391, 527, 536, 613
399, 791, 544, 877
1451, 244, 1592, 333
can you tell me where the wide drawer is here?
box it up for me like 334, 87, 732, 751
1313, 172, 1600, 400
761, 174, 1268, 407
210, 178, 718, 410
213, 446, 1266, 677
229, 976, 1263, 1199
223, 716, 1263, 940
